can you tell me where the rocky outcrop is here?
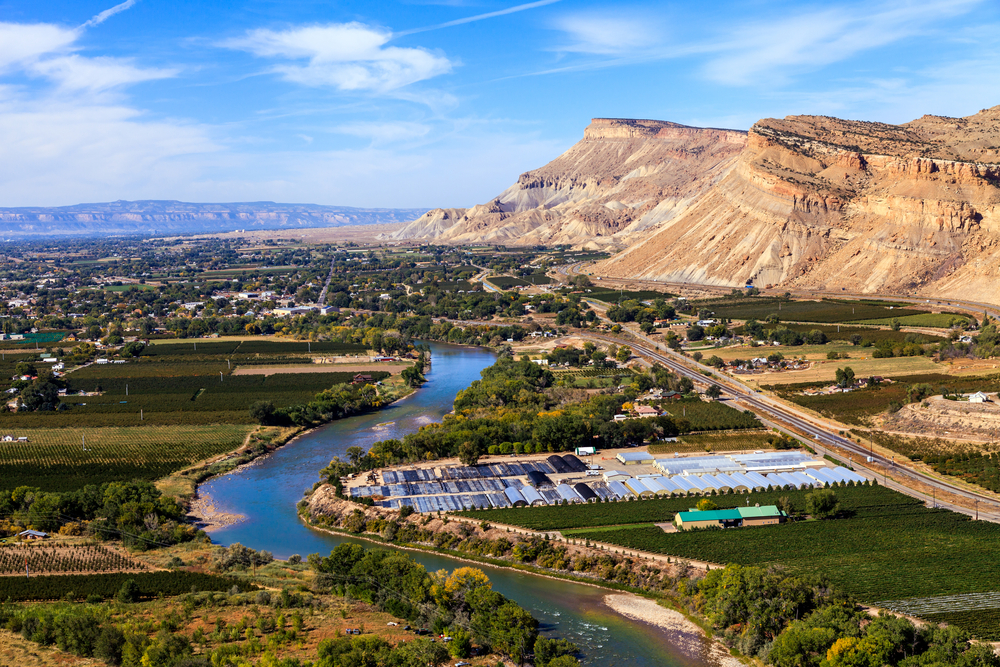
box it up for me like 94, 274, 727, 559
390, 118, 748, 248
594, 107, 1000, 298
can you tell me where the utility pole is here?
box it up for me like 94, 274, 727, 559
220, 372, 223, 383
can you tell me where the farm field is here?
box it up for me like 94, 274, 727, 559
583, 288, 674, 302
561, 485, 1000, 637
661, 399, 761, 431
711, 343, 942, 385
778, 373, 1000, 425
698, 297, 926, 323
0, 425, 252, 491
648, 430, 775, 454
1, 367, 390, 428
488, 274, 552, 289
0, 543, 149, 576
734, 323, 945, 344
852, 313, 970, 328
0, 570, 252, 602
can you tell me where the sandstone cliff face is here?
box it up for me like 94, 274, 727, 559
390, 118, 748, 248
598, 107, 1000, 299
391, 107, 1000, 299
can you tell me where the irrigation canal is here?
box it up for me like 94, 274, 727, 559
199, 342, 715, 667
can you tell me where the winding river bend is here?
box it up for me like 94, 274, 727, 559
200, 343, 710, 666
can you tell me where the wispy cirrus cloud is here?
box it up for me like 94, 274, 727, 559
221, 23, 453, 93
701, 0, 982, 85
82, 0, 140, 29
550, 13, 663, 56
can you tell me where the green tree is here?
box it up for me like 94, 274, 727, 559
696, 498, 719, 511
249, 400, 275, 425
117, 578, 140, 603
458, 441, 479, 466
616, 346, 631, 363
805, 489, 840, 519
705, 384, 722, 400
834, 367, 855, 388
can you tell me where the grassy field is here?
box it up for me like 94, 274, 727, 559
710, 342, 942, 385
0, 425, 253, 491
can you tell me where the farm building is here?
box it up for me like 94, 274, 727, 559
603, 470, 631, 482
575, 446, 597, 456
18, 529, 48, 540
616, 451, 655, 466
674, 505, 786, 531
969, 391, 991, 403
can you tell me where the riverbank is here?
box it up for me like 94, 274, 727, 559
177, 379, 421, 512
604, 595, 744, 667
299, 496, 746, 667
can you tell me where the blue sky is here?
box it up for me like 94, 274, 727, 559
1, 0, 998, 208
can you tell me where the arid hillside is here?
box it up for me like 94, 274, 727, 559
386, 118, 747, 248
393, 108, 1000, 300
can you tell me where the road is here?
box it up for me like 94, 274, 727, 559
576, 328, 1000, 522
440, 273, 1000, 521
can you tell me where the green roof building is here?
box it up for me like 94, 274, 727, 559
674, 505, 786, 530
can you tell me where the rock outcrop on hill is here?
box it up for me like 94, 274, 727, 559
393, 108, 1000, 299
387, 118, 747, 248
0, 200, 428, 238
598, 108, 1000, 299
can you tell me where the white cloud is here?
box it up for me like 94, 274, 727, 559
29, 55, 177, 92
0, 22, 78, 71
0, 98, 219, 206
223, 23, 453, 93
336, 121, 432, 144
701, 0, 982, 85
552, 14, 662, 55
83, 0, 139, 29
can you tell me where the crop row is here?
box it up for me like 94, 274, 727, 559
0, 571, 255, 601
0, 425, 251, 491
662, 400, 761, 431
564, 486, 1000, 618
701, 298, 924, 323
919, 609, 1000, 641
459, 484, 881, 531
0, 544, 147, 575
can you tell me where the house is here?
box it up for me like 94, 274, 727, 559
352, 374, 374, 384
2, 435, 12, 441
635, 405, 659, 418
674, 505, 786, 531
970, 391, 991, 403
18, 529, 48, 540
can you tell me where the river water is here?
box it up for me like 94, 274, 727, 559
200, 342, 710, 666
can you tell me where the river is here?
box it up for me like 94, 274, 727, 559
200, 342, 712, 666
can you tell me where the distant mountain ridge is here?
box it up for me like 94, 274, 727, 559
0, 200, 428, 238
